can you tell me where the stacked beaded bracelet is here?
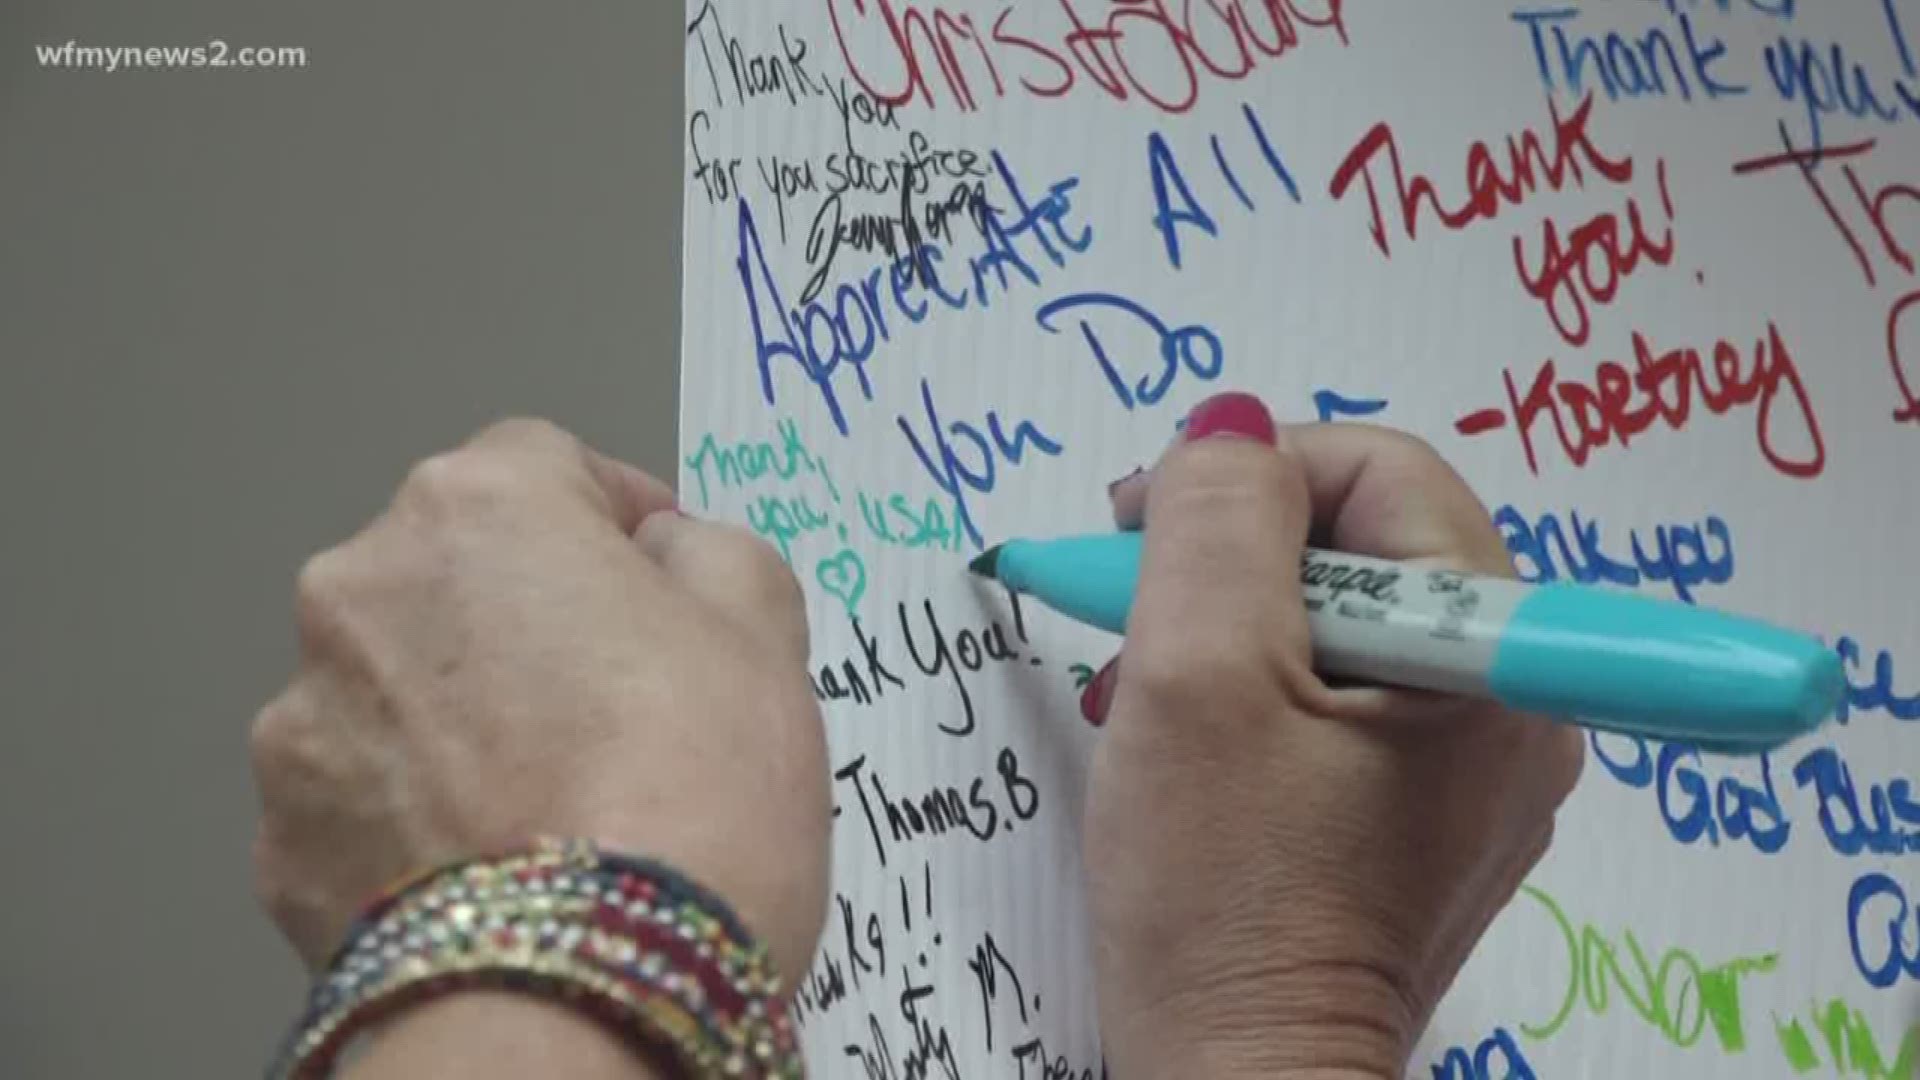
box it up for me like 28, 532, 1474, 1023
267, 838, 805, 1079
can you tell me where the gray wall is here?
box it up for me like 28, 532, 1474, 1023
0, 3, 683, 1075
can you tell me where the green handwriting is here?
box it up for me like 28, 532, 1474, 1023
858, 491, 965, 554
748, 492, 834, 563
686, 421, 957, 623
815, 548, 867, 619
746, 488, 965, 567
1522, 884, 1778, 1055
683, 419, 819, 511
1778, 999, 1920, 1078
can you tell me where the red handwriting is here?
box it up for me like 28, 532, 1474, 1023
1455, 321, 1827, 479
1732, 136, 1898, 286
826, 0, 1348, 116
1888, 291, 1920, 425
1330, 94, 1673, 348
1514, 159, 1676, 348
1732, 133, 1920, 423
1328, 94, 1633, 258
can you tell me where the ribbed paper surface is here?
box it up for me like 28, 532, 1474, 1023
678, 3, 1920, 1074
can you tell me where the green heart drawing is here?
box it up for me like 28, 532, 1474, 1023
815, 549, 867, 618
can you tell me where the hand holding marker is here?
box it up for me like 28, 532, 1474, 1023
970, 397, 1843, 754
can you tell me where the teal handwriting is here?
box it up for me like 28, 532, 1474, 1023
683, 418, 819, 510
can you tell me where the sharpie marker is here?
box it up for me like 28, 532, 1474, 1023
968, 532, 1843, 752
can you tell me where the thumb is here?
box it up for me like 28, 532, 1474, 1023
1126, 392, 1315, 684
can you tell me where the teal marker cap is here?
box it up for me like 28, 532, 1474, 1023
1488, 584, 1845, 750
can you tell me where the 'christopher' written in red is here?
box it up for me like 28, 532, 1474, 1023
827, 0, 1347, 116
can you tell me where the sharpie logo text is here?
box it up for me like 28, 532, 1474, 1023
1301, 552, 1402, 606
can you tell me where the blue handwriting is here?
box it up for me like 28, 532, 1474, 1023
1430, 1027, 1537, 1080
1512, 2, 1920, 154
738, 151, 1090, 437
896, 378, 1062, 551
1148, 103, 1300, 271
1592, 733, 1920, 861
1512, 6, 1749, 103
1313, 391, 1389, 422
1590, 734, 1793, 854
1035, 292, 1224, 412
1763, 28, 1918, 154
1660, 0, 1795, 16
1847, 871, 1920, 989
1495, 506, 1734, 604
1835, 636, 1920, 724
1795, 748, 1920, 857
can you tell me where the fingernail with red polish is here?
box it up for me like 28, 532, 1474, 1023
1182, 391, 1277, 445
1079, 659, 1119, 727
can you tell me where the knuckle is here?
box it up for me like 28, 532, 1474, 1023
402, 451, 476, 502
1359, 425, 1468, 502
1352, 425, 1509, 571
1161, 435, 1290, 491
248, 695, 316, 790
400, 449, 527, 514
1544, 726, 1587, 801
292, 548, 354, 644
1155, 440, 1303, 530
248, 679, 355, 792
1343, 422, 1454, 481
472, 416, 570, 454
247, 706, 285, 783
1367, 423, 1446, 466
1370, 426, 1484, 501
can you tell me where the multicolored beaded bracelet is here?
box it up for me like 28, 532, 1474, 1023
266, 838, 805, 1079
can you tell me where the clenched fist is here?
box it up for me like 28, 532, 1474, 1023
249, 419, 832, 988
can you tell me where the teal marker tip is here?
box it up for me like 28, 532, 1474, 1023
968, 547, 1001, 578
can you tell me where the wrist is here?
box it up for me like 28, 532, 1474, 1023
1103, 963, 1413, 1080
341, 993, 669, 1079
1118, 1025, 1404, 1080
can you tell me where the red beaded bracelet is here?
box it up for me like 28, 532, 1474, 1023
266, 839, 805, 1079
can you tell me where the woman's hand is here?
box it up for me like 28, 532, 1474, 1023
1082, 393, 1585, 1078
248, 418, 832, 989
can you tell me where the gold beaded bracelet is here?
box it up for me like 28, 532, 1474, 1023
266, 839, 805, 1079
